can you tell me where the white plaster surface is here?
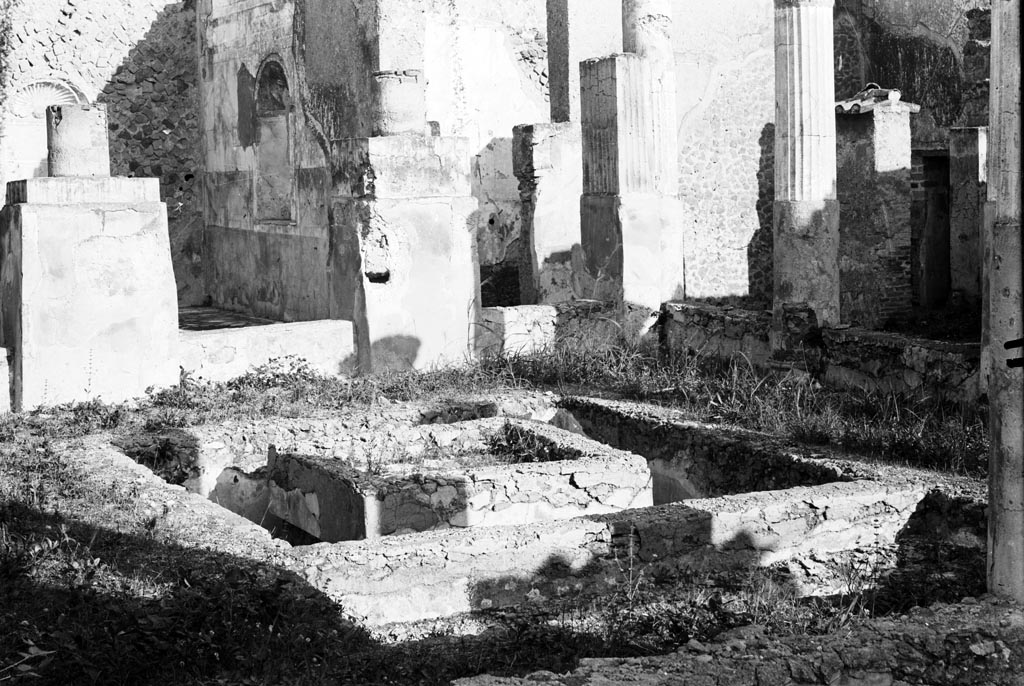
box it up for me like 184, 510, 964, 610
178, 320, 356, 383
0, 178, 178, 410
477, 306, 558, 357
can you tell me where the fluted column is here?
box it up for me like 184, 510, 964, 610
986, 0, 1023, 602
577, 0, 684, 317
772, 0, 840, 327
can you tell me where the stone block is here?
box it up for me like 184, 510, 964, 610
513, 122, 584, 304
178, 320, 356, 383
0, 178, 178, 410
662, 302, 773, 366
332, 194, 477, 372
581, 193, 686, 309
477, 306, 558, 357
6, 177, 160, 205
331, 135, 471, 200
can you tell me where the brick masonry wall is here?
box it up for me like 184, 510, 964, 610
0, 0, 202, 305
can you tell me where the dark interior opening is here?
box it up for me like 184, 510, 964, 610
912, 152, 952, 309
480, 262, 521, 308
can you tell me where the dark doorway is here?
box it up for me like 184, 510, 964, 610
914, 153, 951, 309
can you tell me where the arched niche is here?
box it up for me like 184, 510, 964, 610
1, 79, 87, 185
255, 58, 293, 222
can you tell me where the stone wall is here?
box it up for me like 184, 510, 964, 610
266, 420, 653, 541
0, 0, 203, 305
561, 397, 853, 502
661, 301, 980, 401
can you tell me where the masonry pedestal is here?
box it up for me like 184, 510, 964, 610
773, 0, 841, 329
773, 199, 841, 324
332, 135, 477, 373
0, 177, 178, 410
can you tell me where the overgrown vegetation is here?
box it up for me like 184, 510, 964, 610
490, 337, 988, 477
0, 343, 988, 683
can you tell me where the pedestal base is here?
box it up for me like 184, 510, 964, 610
0, 177, 178, 410
773, 199, 841, 327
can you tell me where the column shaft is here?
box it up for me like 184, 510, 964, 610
986, 0, 1024, 602
772, 0, 840, 327
45, 104, 111, 178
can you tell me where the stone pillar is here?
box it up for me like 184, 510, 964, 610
331, 136, 477, 374
0, 178, 178, 410
513, 0, 621, 305
45, 104, 111, 178
949, 127, 987, 310
835, 102, 916, 327
514, 122, 585, 304
772, 0, 841, 327
986, 0, 1023, 602
577, 0, 683, 320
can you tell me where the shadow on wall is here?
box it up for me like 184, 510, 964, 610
747, 123, 775, 308
466, 522, 783, 617
340, 335, 422, 375
96, 0, 203, 307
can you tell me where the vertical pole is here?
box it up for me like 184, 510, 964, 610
986, 0, 1024, 601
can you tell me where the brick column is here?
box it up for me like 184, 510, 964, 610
773, 0, 840, 327
985, 0, 1023, 602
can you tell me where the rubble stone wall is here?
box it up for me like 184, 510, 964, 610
661, 302, 980, 400
0, 0, 203, 305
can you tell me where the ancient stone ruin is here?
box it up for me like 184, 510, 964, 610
0, 0, 1011, 397
0, 0, 1021, 680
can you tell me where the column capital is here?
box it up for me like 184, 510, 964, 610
775, 0, 834, 9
